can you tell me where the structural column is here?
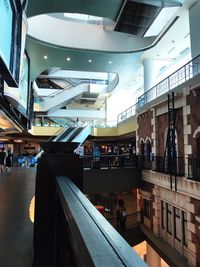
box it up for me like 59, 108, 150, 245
143, 59, 160, 93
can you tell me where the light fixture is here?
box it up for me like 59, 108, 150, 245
14, 139, 23, 143
88, 59, 92, 63
43, 55, 48, 59
144, 7, 179, 37
66, 57, 71, 61
108, 61, 112, 64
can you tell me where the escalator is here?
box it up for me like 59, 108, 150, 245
67, 127, 83, 142
54, 127, 74, 142
34, 125, 91, 164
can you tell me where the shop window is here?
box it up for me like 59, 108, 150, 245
144, 199, 151, 219
167, 203, 172, 234
174, 207, 181, 241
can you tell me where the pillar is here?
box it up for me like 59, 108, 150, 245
143, 59, 160, 93
146, 243, 161, 267
189, 0, 200, 58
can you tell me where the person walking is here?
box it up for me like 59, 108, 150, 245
0, 148, 7, 173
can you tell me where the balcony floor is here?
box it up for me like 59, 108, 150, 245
0, 167, 36, 267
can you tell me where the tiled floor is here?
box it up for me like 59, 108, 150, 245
0, 167, 36, 267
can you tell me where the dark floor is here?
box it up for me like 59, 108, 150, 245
0, 167, 36, 267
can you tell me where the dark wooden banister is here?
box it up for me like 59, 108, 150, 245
56, 176, 147, 267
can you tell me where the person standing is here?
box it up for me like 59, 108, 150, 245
0, 148, 7, 173
116, 208, 122, 229
121, 206, 127, 231
6, 149, 12, 171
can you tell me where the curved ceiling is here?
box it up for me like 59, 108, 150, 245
25, 0, 194, 123
28, 14, 155, 52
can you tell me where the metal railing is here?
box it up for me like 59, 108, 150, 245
117, 105, 136, 123
117, 55, 200, 123
151, 156, 185, 176
137, 155, 185, 176
81, 155, 138, 169
137, 55, 200, 108
188, 157, 200, 182
107, 210, 143, 231
138, 156, 152, 170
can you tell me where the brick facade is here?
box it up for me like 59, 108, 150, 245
191, 197, 200, 266
137, 86, 200, 267
187, 87, 200, 156
137, 110, 153, 143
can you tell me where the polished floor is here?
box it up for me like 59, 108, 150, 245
0, 167, 36, 267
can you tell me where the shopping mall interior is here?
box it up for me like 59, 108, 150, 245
0, 0, 200, 266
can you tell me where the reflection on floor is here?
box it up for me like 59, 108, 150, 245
133, 241, 169, 267
0, 167, 36, 267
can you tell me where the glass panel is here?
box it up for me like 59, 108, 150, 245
167, 203, 172, 234
174, 207, 181, 241
161, 201, 165, 229
183, 211, 188, 246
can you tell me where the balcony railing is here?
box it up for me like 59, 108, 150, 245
117, 105, 136, 123
188, 157, 200, 182
117, 54, 200, 123
151, 156, 185, 176
138, 156, 152, 170
81, 155, 138, 169
107, 210, 143, 231
137, 155, 185, 176
137, 55, 200, 109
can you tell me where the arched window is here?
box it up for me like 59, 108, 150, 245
146, 139, 152, 161
140, 140, 145, 156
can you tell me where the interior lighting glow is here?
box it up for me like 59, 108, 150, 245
14, 139, 23, 143
64, 13, 103, 23
43, 55, 48, 59
66, 57, 71, 61
144, 7, 179, 37
29, 196, 35, 223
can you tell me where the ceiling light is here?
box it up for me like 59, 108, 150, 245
108, 61, 112, 64
144, 7, 179, 37
88, 59, 92, 63
43, 55, 48, 59
66, 57, 71, 61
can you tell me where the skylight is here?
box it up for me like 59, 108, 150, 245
144, 7, 180, 37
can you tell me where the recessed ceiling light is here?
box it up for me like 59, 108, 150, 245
66, 57, 71, 61
88, 59, 92, 63
108, 61, 112, 64
43, 55, 48, 59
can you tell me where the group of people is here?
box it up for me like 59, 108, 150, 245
0, 148, 12, 173
116, 196, 127, 231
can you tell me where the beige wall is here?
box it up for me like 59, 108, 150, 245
30, 117, 137, 137
29, 126, 62, 136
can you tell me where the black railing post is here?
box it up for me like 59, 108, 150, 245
33, 142, 83, 267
